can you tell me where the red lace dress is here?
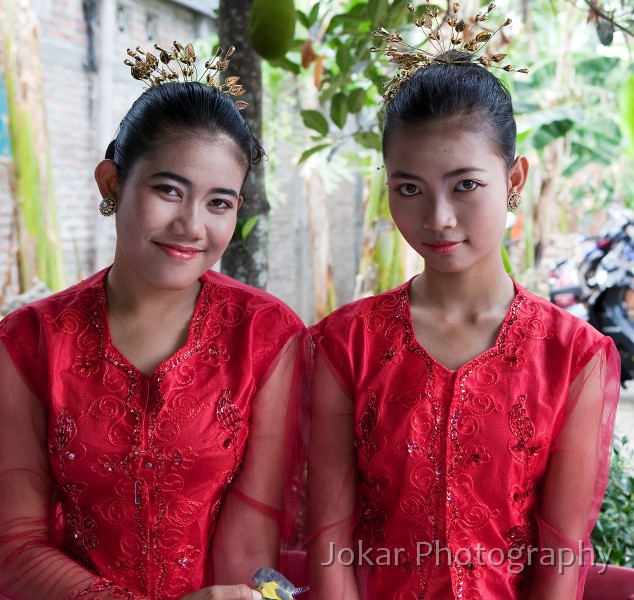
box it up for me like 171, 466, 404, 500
0, 268, 307, 600
308, 278, 620, 600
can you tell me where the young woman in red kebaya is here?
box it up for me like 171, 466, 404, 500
308, 31, 620, 600
0, 43, 306, 600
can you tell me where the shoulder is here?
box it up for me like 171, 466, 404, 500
0, 269, 107, 333
201, 269, 304, 330
516, 281, 603, 338
514, 280, 608, 364
310, 282, 407, 339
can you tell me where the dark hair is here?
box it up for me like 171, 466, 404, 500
105, 82, 264, 179
382, 51, 517, 170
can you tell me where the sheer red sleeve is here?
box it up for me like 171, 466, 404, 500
210, 329, 310, 585
529, 337, 620, 600
0, 340, 147, 600
306, 342, 360, 600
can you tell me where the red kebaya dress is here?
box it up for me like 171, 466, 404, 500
0, 268, 306, 600
309, 278, 620, 600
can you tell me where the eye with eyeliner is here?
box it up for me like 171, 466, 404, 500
455, 179, 480, 192
398, 183, 421, 196
208, 198, 233, 210
155, 184, 181, 198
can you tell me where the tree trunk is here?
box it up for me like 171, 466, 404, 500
218, 0, 270, 289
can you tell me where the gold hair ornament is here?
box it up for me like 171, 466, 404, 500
124, 41, 249, 110
371, 2, 529, 103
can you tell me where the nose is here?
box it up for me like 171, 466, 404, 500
170, 201, 204, 240
422, 196, 457, 231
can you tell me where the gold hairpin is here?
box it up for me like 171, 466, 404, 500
371, 2, 528, 103
124, 41, 249, 110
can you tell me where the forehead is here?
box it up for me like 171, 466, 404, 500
133, 133, 247, 178
385, 120, 504, 171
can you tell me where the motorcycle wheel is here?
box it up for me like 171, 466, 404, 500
589, 285, 634, 385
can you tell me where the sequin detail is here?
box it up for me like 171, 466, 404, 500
15, 270, 300, 600
348, 283, 535, 599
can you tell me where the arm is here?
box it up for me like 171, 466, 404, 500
307, 351, 359, 600
211, 332, 306, 584
528, 340, 620, 600
0, 341, 148, 600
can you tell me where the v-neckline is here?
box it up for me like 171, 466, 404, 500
398, 276, 524, 374
95, 274, 209, 380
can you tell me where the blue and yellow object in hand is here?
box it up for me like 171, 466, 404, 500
253, 567, 309, 600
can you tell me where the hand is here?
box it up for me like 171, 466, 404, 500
180, 585, 263, 600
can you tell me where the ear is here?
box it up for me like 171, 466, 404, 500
94, 159, 120, 198
508, 155, 529, 195
237, 195, 244, 211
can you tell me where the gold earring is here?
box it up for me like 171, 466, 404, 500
99, 196, 117, 217
507, 192, 522, 212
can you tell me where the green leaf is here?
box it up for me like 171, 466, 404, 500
535, 120, 575, 150
367, 0, 390, 25
621, 74, 634, 157
296, 9, 309, 29
266, 56, 301, 74
301, 109, 329, 136
240, 215, 258, 241
354, 131, 382, 151
308, 2, 320, 26
330, 92, 348, 129
336, 44, 353, 74
516, 106, 584, 135
576, 56, 620, 82
347, 88, 367, 113
330, 4, 368, 28
298, 143, 332, 164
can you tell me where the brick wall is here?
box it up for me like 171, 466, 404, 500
4, 0, 214, 286
0, 0, 362, 323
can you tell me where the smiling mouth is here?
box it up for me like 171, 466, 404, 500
424, 241, 464, 254
154, 242, 204, 259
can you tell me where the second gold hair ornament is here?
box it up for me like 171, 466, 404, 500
371, 2, 528, 103
124, 41, 249, 110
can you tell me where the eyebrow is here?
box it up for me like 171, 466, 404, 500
149, 171, 239, 198
390, 167, 486, 181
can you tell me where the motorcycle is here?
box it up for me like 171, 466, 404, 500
549, 207, 634, 384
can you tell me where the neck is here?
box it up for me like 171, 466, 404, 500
105, 264, 201, 320
411, 264, 515, 314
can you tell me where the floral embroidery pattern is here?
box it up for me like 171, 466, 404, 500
174, 544, 201, 570
217, 388, 244, 450
361, 498, 388, 542
358, 389, 389, 543
502, 346, 527, 369
26, 273, 292, 599
350, 283, 541, 599
508, 396, 543, 465
201, 342, 229, 366
506, 401, 539, 589
463, 444, 491, 468
359, 389, 379, 455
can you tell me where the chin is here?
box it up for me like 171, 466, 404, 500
143, 269, 208, 292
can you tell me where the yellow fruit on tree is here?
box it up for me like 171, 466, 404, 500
249, 0, 296, 61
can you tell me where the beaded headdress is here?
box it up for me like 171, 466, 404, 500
371, 2, 528, 103
124, 41, 249, 110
